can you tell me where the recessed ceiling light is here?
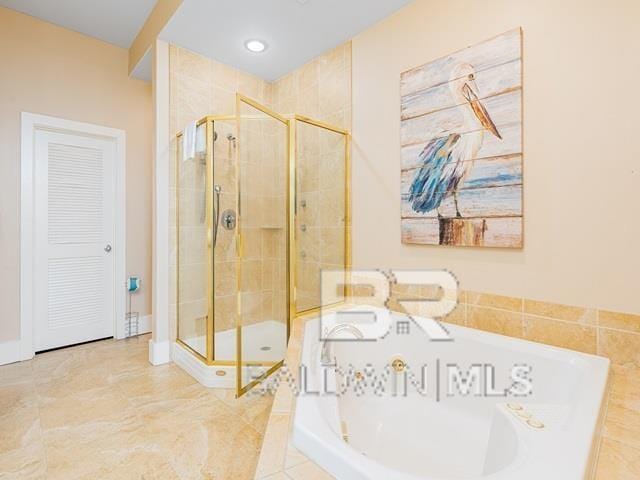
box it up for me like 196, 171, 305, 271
245, 39, 267, 53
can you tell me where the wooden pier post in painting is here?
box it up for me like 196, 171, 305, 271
439, 218, 487, 246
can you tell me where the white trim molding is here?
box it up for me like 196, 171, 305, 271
0, 340, 22, 366
138, 314, 152, 335
20, 112, 127, 360
149, 339, 172, 365
150, 39, 171, 365
171, 342, 235, 388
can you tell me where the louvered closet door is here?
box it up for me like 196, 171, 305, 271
34, 130, 116, 351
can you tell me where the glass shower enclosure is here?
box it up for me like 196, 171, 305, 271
175, 94, 350, 397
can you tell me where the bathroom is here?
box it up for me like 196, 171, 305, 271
0, 0, 638, 479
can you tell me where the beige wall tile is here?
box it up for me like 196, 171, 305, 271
599, 310, 640, 334
240, 260, 262, 292
604, 398, 640, 449
320, 230, 346, 266
176, 75, 213, 127
299, 226, 320, 263
214, 295, 236, 333
297, 60, 319, 92
177, 47, 212, 84
524, 299, 596, 325
284, 442, 308, 470
211, 60, 238, 93
467, 292, 522, 312
318, 188, 345, 228
609, 365, 640, 404
254, 414, 290, 478
178, 263, 207, 303
599, 329, 640, 367
523, 315, 597, 354
243, 229, 264, 260
271, 383, 294, 414
238, 72, 265, 102
442, 303, 466, 326
240, 292, 268, 324
595, 438, 640, 480
211, 85, 236, 115
215, 261, 237, 297
467, 306, 523, 338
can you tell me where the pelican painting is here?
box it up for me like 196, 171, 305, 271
400, 28, 523, 248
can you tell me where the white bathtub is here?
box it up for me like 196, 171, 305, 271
292, 306, 610, 480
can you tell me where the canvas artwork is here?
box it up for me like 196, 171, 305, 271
400, 28, 523, 248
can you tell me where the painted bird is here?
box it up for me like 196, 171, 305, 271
408, 63, 502, 218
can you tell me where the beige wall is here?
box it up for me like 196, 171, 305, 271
0, 7, 153, 343
351, 0, 640, 314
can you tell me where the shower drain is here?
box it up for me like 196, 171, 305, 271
260, 346, 272, 351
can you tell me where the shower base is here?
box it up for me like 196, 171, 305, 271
172, 320, 288, 389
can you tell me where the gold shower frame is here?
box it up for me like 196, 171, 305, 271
175, 94, 351, 397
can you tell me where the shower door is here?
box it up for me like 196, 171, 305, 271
294, 116, 350, 314
235, 94, 291, 397
176, 116, 240, 365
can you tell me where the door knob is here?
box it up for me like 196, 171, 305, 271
104, 244, 112, 253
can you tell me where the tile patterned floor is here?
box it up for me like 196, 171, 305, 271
0, 335, 274, 480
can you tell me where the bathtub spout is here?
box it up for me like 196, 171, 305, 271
321, 324, 364, 365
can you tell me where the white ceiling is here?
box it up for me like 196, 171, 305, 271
1, 0, 413, 82
160, 0, 413, 81
0, 0, 157, 48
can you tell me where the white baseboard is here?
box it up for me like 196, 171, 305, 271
171, 342, 235, 388
0, 315, 154, 367
138, 314, 152, 335
148, 338, 171, 365
0, 340, 22, 366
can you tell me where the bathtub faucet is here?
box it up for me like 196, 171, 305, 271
321, 324, 364, 365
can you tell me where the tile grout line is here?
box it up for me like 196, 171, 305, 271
465, 303, 640, 336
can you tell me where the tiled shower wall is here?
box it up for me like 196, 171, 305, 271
169, 45, 273, 343
170, 42, 353, 342
271, 42, 352, 312
236, 111, 288, 331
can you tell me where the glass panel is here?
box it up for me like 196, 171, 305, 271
177, 125, 209, 358
237, 97, 289, 395
295, 119, 348, 313
211, 119, 238, 362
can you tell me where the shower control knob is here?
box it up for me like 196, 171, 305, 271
104, 244, 112, 253
222, 210, 236, 230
